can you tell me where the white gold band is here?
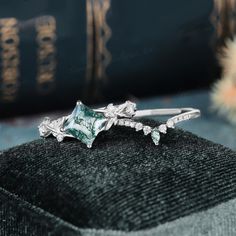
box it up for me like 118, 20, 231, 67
39, 101, 201, 148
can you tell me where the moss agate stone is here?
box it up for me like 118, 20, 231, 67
63, 102, 107, 148
151, 128, 160, 145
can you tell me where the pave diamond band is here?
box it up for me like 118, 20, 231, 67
38, 101, 201, 148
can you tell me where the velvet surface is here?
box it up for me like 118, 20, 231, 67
1, 119, 236, 235
0, 187, 80, 236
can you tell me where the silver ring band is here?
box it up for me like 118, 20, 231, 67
39, 101, 201, 148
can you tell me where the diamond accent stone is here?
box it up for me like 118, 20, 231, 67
143, 126, 152, 135
63, 101, 107, 148
159, 124, 167, 134
124, 101, 136, 116
130, 122, 135, 128
151, 128, 160, 145
135, 123, 143, 131
166, 120, 175, 128
38, 118, 51, 137
124, 120, 130, 126
104, 103, 116, 118
103, 101, 136, 118
56, 134, 64, 142
118, 119, 125, 126
39, 124, 48, 137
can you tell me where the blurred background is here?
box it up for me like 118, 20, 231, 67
1, 0, 236, 151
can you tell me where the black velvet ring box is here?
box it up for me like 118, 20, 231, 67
1, 119, 236, 235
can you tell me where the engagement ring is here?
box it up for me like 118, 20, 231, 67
38, 101, 201, 148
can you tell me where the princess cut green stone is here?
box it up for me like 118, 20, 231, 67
63, 102, 107, 148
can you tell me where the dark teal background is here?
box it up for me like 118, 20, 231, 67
0, 0, 216, 117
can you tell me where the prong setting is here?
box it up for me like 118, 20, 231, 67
39, 101, 200, 148
159, 124, 167, 134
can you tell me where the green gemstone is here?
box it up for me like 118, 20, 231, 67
151, 128, 160, 145
63, 101, 107, 148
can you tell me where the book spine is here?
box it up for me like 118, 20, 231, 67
0, 0, 217, 117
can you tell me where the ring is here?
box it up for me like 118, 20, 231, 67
38, 101, 201, 148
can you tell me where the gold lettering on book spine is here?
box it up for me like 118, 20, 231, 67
35, 16, 57, 94
0, 18, 20, 102
94, 0, 112, 82
86, 0, 112, 97
86, 0, 94, 83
